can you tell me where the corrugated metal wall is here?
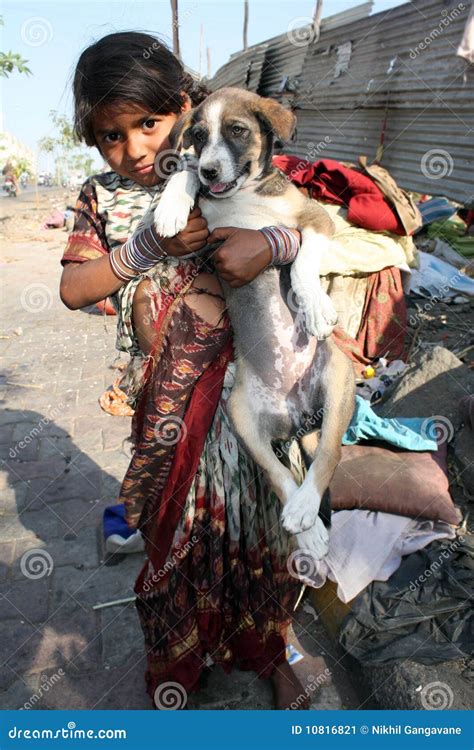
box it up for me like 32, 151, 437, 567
208, 0, 474, 203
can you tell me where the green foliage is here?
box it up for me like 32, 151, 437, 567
0, 51, 32, 77
39, 112, 96, 181
0, 18, 32, 77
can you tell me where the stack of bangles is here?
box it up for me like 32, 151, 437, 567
109, 223, 301, 283
109, 224, 168, 283
259, 225, 301, 265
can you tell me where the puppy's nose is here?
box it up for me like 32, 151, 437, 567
201, 166, 219, 181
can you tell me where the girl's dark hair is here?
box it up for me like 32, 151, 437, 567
73, 31, 211, 147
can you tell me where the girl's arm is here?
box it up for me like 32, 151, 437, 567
60, 207, 209, 310
60, 253, 126, 310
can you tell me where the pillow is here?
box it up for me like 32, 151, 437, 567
330, 441, 460, 525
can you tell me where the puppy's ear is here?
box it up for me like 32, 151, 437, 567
168, 110, 194, 150
253, 97, 296, 142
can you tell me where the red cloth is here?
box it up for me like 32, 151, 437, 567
133, 337, 234, 588
273, 155, 406, 235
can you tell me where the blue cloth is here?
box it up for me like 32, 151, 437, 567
103, 503, 135, 540
417, 197, 457, 227
342, 396, 438, 451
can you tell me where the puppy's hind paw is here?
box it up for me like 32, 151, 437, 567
294, 518, 329, 562
281, 488, 320, 535
291, 283, 338, 340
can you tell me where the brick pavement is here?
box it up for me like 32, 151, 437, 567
0, 192, 357, 710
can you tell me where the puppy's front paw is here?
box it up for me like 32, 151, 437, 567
294, 517, 329, 561
153, 189, 194, 238
281, 487, 320, 534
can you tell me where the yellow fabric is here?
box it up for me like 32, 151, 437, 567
319, 204, 418, 277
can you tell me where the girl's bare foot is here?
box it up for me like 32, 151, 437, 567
271, 660, 310, 710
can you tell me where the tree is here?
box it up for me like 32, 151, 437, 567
0, 18, 32, 77
39, 112, 95, 183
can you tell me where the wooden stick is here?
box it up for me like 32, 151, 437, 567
92, 596, 136, 610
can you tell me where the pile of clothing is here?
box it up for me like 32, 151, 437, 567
289, 396, 471, 666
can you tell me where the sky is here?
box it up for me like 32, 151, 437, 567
1, 0, 406, 170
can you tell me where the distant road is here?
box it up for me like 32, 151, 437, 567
0, 185, 76, 203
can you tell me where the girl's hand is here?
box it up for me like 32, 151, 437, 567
206, 227, 273, 287
161, 207, 209, 257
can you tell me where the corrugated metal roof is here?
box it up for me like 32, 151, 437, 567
294, 0, 471, 110
209, 43, 269, 92
288, 0, 474, 202
208, 0, 473, 202
207, 2, 374, 96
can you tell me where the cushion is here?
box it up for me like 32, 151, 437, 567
330, 441, 460, 525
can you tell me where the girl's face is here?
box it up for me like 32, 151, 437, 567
92, 97, 190, 187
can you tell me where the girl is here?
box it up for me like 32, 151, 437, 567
60, 31, 308, 710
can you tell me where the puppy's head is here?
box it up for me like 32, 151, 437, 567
168, 87, 296, 198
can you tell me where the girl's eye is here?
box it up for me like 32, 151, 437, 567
103, 133, 121, 144
143, 118, 157, 130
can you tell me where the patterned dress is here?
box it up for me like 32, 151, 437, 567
61, 171, 302, 703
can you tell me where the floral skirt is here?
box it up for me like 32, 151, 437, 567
117, 280, 302, 703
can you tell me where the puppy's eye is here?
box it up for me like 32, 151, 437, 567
193, 129, 206, 142
231, 125, 246, 136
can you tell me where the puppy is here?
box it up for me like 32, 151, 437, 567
152, 88, 355, 559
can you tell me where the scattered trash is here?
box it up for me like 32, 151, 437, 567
40, 207, 74, 231
409, 251, 474, 300
99, 376, 134, 417
286, 644, 304, 665
92, 596, 137, 611
103, 504, 144, 554
339, 535, 473, 664
302, 600, 319, 623
427, 218, 474, 258
356, 358, 407, 402
432, 239, 469, 271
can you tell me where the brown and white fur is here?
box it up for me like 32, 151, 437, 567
150, 88, 355, 559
